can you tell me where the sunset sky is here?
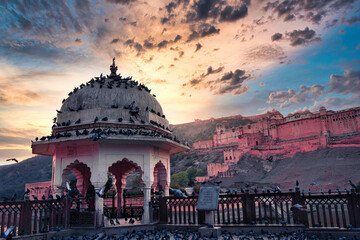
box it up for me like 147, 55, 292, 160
0, 0, 359, 163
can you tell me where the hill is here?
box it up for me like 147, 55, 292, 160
0, 155, 52, 200
170, 150, 224, 175
1, 147, 359, 199
215, 147, 360, 190
170, 117, 253, 145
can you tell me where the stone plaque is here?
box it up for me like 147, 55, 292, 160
197, 186, 220, 211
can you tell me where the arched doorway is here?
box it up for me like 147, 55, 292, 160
108, 158, 143, 216
152, 161, 168, 193
62, 160, 91, 196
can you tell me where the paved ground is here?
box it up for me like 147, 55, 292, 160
49, 228, 359, 240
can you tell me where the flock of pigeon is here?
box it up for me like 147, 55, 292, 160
17, 228, 359, 240
27, 62, 191, 159
33, 126, 184, 145
58, 72, 164, 117
31, 72, 190, 145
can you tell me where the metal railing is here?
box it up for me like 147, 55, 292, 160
0, 198, 69, 236
159, 190, 360, 229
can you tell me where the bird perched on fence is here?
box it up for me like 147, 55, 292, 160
6, 158, 18, 163
291, 204, 307, 212
32, 195, 38, 200
23, 188, 30, 197
56, 195, 61, 201
169, 188, 187, 198
10, 194, 16, 201
226, 188, 233, 195
273, 186, 281, 193
349, 180, 357, 190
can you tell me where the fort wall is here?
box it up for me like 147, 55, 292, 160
193, 106, 360, 181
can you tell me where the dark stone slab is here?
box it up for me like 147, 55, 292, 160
197, 186, 220, 211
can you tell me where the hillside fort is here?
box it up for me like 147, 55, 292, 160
193, 106, 360, 181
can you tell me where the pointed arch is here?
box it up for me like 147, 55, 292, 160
152, 160, 168, 190
62, 160, 92, 195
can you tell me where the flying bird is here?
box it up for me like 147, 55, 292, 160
6, 158, 18, 163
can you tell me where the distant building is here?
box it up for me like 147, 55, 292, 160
195, 106, 360, 181
25, 181, 51, 200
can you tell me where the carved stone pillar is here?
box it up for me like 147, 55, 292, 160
94, 187, 104, 227
142, 186, 152, 223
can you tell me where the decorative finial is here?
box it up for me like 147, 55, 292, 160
110, 57, 117, 76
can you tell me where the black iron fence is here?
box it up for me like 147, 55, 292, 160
159, 190, 360, 229
0, 198, 69, 236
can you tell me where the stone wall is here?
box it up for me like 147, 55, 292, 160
192, 106, 360, 180
25, 181, 52, 200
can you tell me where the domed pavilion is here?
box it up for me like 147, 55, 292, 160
31, 58, 189, 226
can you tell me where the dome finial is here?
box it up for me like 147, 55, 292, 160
110, 57, 118, 76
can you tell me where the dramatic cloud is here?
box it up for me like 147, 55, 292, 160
187, 23, 220, 42
340, 16, 360, 25
184, 0, 249, 23
329, 70, 360, 96
286, 27, 320, 46
271, 33, 283, 41
195, 43, 202, 52
246, 44, 285, 61
106, 0, 136, 4
0, 88, 41, 106
267, 70, 360, 109
0, 39, 68, 60
184, 67, 251, 95
111, 38, 120, 44
219, 5, 248, 22
267, 84, 326, 108
174, 34, 182, 42
264, 0, 355, 24
185, 0, 223, 22
0, 0, 359, 159
183, 65, 224, 88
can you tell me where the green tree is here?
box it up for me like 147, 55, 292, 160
171, 171, 189, 187
196, 169, 206, 176
187, 168, 197, 186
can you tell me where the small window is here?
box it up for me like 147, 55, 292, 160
230, 156, 232, 160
